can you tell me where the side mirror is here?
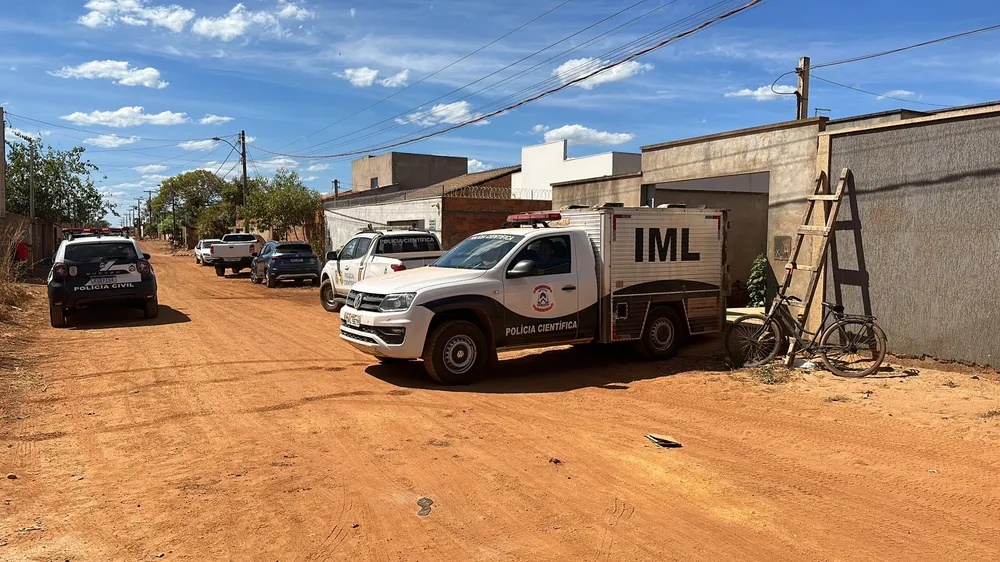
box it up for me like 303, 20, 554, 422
506, 259, 537, 279
326, 251, 338, 261
39, 257, 53, 268
142, 253, 151, 260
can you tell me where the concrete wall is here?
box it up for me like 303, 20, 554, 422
442, 198, 552, 249
325, 196, 444, 251
510, 139, 640, 200
826, 113, 1000, 368
641, 119, 826, 302
350, 152, 468, 194
551, 174, 642, 209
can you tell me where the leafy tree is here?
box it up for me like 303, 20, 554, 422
243, 169, 320, 239
3, 135, 114, 224
197, 203, 236, 240
150, 170, 226, 230
747, 253, 769, 307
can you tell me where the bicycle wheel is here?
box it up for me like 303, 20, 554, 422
819, 318, 887, 377
725, 314, 783, 367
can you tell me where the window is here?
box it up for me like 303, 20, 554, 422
65, 242, 139, 263
354, 237, 372, 258
339, 238, 359, 260
370, 177, 379, 189
224, 234, 257, 242
507, 235, 572, 276
376, 235, 440, 254
276, 244, 313, 254
434, 233, 523, 270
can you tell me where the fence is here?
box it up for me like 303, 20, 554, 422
0, 212, 59, 264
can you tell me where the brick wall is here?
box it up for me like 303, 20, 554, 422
441, 197, 552, 249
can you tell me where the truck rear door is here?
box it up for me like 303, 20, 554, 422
501, 234, 580, 346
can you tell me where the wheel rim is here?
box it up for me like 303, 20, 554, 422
442, 335, 476, 375
823, 321, 882, 375
729, 319, 778, 366
322, 285, 335, 305
649, 318, 675, 351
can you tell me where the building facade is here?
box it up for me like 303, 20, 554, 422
509, 139, 641, 200
351, 152, 468, 194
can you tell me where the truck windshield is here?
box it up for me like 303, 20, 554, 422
432, 233, 523, 270
223, 234, 256, 242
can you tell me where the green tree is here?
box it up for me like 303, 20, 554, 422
243, 169, 320, 239
150, 170, 226, 231
747, 254, 769, 307
3, 135, 114, 224
197, 203, 236, 240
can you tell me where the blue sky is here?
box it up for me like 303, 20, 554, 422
2, 0, 999, 219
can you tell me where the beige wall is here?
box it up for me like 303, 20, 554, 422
551, 174, 642, 208
351, 154, 393, 193
350, 152, 469, 194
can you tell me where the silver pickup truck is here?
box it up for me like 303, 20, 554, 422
319, 230, 444, 312
210, 233, 266, 276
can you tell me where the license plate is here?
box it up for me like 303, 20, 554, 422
344, 313, 361, 327
225, 257, 239, 262
291, 258, 303, 263
90, 275, 117, 284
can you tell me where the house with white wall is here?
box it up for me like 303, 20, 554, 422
509, 139, 641, 200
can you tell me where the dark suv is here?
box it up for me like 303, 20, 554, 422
47, 236, 158, 328
249, 241, 320, 288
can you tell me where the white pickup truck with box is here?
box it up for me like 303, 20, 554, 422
319, 229, 444, 312
338, 205, 729, 384
210, 233, 265, 277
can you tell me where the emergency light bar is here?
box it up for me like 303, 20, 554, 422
505, 212, 561, 222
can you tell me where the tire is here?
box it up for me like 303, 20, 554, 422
49, 305, 67, 328
819, 319, 887, 378
266, 271, 277, 288
635, 306, 685, 360
320, 280, 341, 312
215, 266, 225, 277
725, 314, 783, 367
423, 320, 491, 385
195, 256, 201, 264
144, 297, 159, 319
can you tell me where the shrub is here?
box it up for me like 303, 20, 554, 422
747, 253, 768, 307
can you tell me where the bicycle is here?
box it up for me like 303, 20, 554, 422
725, 295, 887, 378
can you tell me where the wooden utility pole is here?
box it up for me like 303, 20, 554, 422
796, 56, 811, 120
0, 106, 5, 215
239, 130, 248, 232
144, 189, 156, 236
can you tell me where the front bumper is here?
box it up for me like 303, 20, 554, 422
49, 278, 157, 309
338, 304, 432, 359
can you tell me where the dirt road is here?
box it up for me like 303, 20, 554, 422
3, 243, 999, 560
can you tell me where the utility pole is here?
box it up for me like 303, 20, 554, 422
333, 179, 340, 207
171, 190, 178, 242
0, 106, 6, 215
144, 189, 156, 236
796, 56, 811, 120
29, 137, 36, 254
240, 130, 248, 233
135, 198, 144, 238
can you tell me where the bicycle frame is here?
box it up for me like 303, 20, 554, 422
763, 296, 877, 358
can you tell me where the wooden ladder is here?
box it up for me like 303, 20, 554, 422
778, 168, 850, 363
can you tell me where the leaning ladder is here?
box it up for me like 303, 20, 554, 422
778, 168, 850, 364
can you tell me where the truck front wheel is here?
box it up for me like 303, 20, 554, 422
423, 320, 490, 385
320, 280, 341, 312
637, 306, 683, 360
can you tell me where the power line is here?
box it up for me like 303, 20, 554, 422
258, 0, 762, 161
3, 110, 233, 143
274, 0, 575, 152
280, 0, 669, 157
811, 75, 950, 107
213, 144, 239, 177
812, 23, 1000, 69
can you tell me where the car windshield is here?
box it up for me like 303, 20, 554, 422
204, 240, 222, 245
224, 234, 256, 242
65, 242, 138, 263
432, 233, 522, 270
276, 244, 313, 254
376, 235, 440, 254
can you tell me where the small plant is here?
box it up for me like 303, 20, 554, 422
824, 395, 851, 403
980, 409, 1000, 419
746, 253, 768, 307
752, 364, 790, 385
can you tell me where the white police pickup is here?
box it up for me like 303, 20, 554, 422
339, 205, 730, 384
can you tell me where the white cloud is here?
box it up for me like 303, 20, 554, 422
256, 156, 299, 171
141, 174, 170, 182
302, 175, 319, 181
177, 139, 218, 151
277, 0, 314, 20
306, 163, 330, 171
724, 85, 796, 101
199, 114, 234, 125
61, 106, 189, 127
552, 58, 654, 90
49, 60, 168, 89
337, 67, 379, 87
877, 89, 915, 100
78, 0, 195, 32
134, 164, 168, 174
349, 8, 356, 17
4, 126, 41, 142
530, 124, 550, 134
245, 135, 256, 143
468, 159, 493, 173
396, 101, 488, 127
543, 124, 634, 146
379, 69, 410, 88
84, 134, 141, 148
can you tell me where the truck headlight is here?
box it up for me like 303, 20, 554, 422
379, 292, 416, 312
